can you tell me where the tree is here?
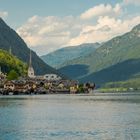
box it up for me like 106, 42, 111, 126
7, 70, 19, 80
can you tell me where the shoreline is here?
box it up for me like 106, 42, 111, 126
0, 91, 140, 97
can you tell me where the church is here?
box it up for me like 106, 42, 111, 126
28, 50, 61, 81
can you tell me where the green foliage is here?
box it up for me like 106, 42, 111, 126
77, 84, 85, 93
101, 78, 140, 92
99, 88, 128, 93
0, 49, 27, 76
7, 70, 19, 80
104, 78, 140, 89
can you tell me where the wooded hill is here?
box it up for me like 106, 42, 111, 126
0, 49, 27, 76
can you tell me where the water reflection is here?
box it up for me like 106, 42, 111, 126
0, 93, 140, 140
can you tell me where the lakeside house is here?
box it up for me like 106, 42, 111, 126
3, 80, 36, 94
0, 67, 7, 93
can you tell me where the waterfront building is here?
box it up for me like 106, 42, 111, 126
4, 81, 16, 91
4, 80, 37, 93
43, 74, 61, 81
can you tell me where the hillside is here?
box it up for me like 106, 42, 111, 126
59, 24, 140, 86
41, 43, 100, 68
0, 18, 60, 75
0, 49, 27, 75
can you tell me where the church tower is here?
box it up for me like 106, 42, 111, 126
28, 50, 35, 78
0, 66, 2, 74
9, 46, 12, 55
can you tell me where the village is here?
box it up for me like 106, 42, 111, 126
0, 51, 95, 95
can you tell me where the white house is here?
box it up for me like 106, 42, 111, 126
43, 74, 62, 81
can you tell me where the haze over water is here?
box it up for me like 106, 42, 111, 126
0, 93, 140, 140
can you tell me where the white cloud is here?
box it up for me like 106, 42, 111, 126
123, 0, 140, 5
17, 15, 82, 54
0, 11, 8, 18
80, 4, 122, 20
16, 2, 140, 55
67, 16, 140, 46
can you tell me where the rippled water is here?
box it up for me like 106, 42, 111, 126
0, 93, 140, 140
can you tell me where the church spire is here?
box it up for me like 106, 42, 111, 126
0, 66, 1, 74
29, 49, 32, 66
9, 46, 12, 55
28, 49, 35, 78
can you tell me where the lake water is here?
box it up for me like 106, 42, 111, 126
0, 93, 140, 140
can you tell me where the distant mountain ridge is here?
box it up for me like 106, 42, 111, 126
0, 18, 60, 76
41, 43, 100, 68
59, 24, 140, 86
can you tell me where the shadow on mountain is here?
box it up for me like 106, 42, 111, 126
80, 59, 140, 86
59, 64, 89, 78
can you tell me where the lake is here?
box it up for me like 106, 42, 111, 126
0, 93, 140, 140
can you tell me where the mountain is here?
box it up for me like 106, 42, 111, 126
0, 49, 27, 75
0, 18, 60, 75
41, 43, 100, 68
59, 24, 140, 86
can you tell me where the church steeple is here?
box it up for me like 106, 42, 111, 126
28, 49, 35, 78
9, 46, 12, 55
29, 49, 32, 66
0, 66, 2, 74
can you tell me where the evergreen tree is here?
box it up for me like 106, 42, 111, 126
7, 70, 19, 80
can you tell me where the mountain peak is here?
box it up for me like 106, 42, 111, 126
132, 24, 140, 32
131, 24, 140, 37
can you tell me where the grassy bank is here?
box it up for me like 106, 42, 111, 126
99, 78, 140, 93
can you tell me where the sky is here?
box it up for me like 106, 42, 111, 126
0, 0, 140, 55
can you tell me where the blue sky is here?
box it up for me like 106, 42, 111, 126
1, 0, 123, 28
0, 0, 140, 55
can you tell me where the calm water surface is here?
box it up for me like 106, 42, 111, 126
0, 93, 140, 140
